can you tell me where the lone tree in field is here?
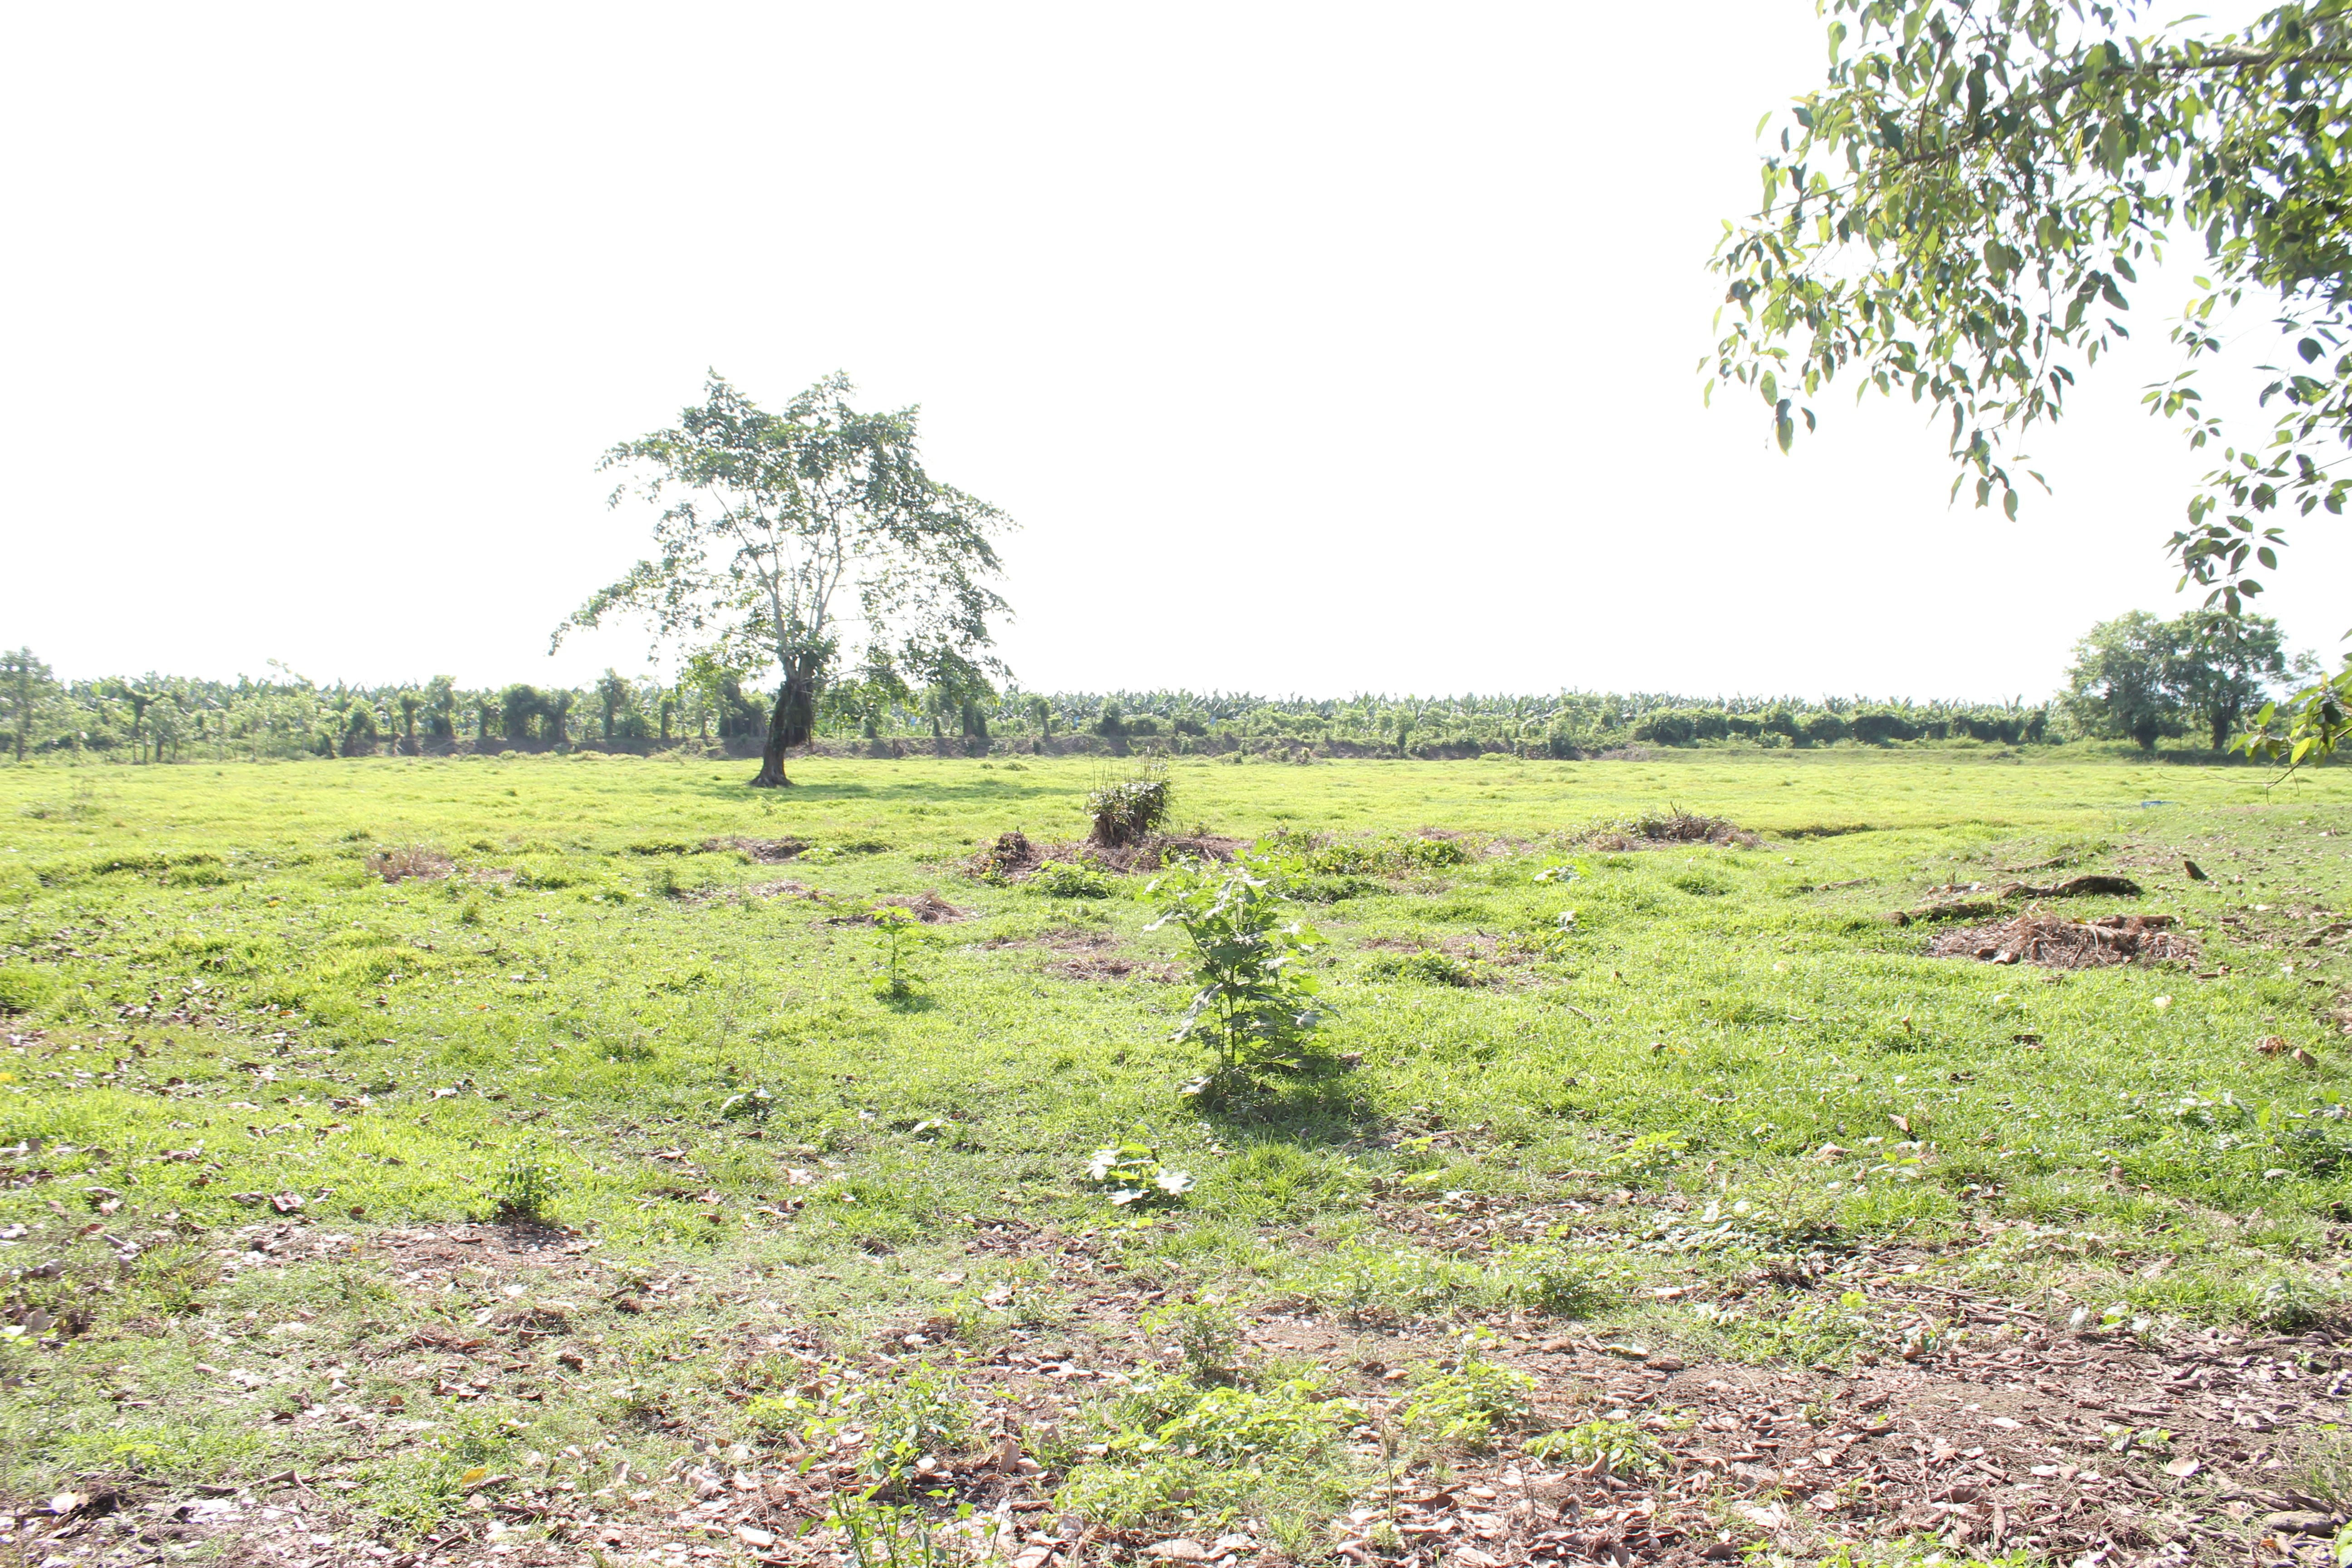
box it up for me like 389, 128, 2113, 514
2066, 608, 2302, 751
560, 374, 1012, 787
1712, 0, 2352, 763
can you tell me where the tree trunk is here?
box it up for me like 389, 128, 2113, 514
750, 660, 819, 787
2210, 705, 2235, 753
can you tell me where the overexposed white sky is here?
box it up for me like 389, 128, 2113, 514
3, 1, 2341, 701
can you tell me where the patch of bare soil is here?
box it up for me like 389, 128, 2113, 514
1929, 911, 2200, 969
16, 1210, 2346, 1568
986, 930, 1182, 983
1577, 813, 1760, 852
706, 837, 809, 864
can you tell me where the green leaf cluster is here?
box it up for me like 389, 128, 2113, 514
1145, 856, 1326, 1079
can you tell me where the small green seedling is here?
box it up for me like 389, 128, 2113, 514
1086, 1141, 1194, 1206
870, 904, 933, 999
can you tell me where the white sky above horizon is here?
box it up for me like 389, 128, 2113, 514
3, 1, 2341, 704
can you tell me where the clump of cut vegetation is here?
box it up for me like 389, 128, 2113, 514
1079, 830, 1246, 874
970, 828, 1039, 880
704, 834, 807, 863
835, 890, 968, 925
1088, 762, 1171, 847
1929, 910, 2199, 968
1890, 872, 2143, 924
1575, 809, 1757, 850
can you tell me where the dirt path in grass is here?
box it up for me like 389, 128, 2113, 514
9, 1217, 2345, 1568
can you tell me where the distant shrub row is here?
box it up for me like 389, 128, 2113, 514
1622, 705, 2047, 749
0, 650, 2059, 765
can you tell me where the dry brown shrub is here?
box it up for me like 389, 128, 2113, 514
969, 830, 1040, 880
365, 846, 453, 884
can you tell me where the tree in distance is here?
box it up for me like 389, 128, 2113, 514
1711, 0, 2352, 764
2064, 608, 2303, 751
558, 373, 1014, 787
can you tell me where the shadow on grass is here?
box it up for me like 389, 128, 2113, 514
1190, 1059, 1382, 1145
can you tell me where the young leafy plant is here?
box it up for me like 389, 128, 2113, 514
869, 903, 933, 1000
490, 1142, 560, 1223
1086, 1140, 1194, 1207
1145, 854, 1325, 1083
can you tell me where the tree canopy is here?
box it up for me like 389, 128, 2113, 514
2064, 608, 2302, 750
1710, 0, 2352, 760
559, 373, 1013, 786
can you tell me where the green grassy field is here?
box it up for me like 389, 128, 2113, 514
1, 751, 2347, 1567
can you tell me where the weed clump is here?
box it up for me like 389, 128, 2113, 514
1032, 859, 1114, 898
1088, 763, 1171, 847
1289, 872, 1382, 903
1291, 1243, 1614, 1326
745, 1361, 971, 1487
1142, 1298, 1245, 1383
490, 1142, 559, 1222
1365, 949, 1482, 987
1303, 833, 1472, 876
869, 904, 935, 1000
1060, 1367, 1357, 1529
1523, 1417, 1664, 1477
1398, 1344, 1535, 1449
